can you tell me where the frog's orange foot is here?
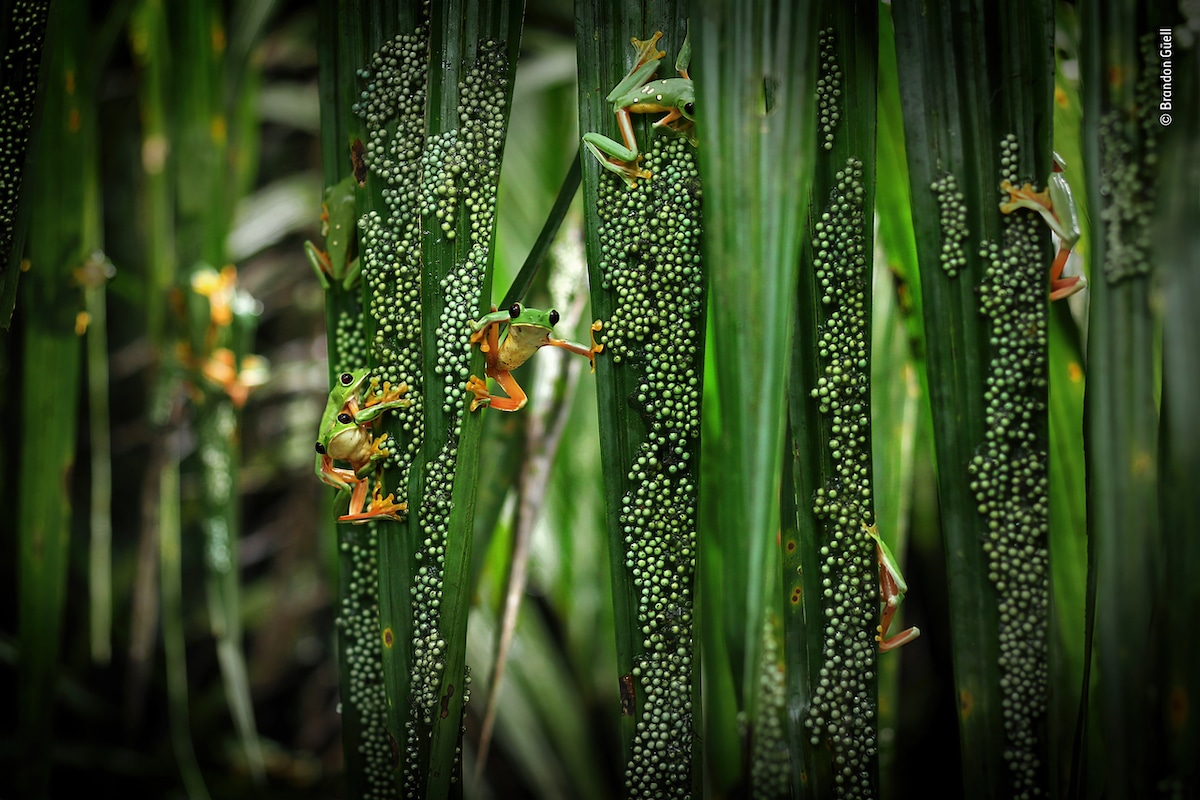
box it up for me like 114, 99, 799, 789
366, 380, 409, 408
998, 180, 1051, 215
609, 156, 652, 188
368, 433, 392, 460
466, 375, 492, 411
339, 488, 407, 524
588, 320, 605, 371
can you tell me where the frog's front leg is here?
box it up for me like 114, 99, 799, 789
674, 27, 691, 80
545, 320, 605, 372
350, 432, 393, 480
469, 305, 511, 353
355, 381, 410, 424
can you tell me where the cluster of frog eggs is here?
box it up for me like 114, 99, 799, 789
817, 28, 842, 152
354, 28, 430, 489
354, 25, 444, 788
334, 525, 395, 799
333, 313, 368, 370
804, 158, 879, 799
331, 315, 394, 796
1098, 38, 1159, 285
970, 134, 1050, 798
420, 42, 509, 426
401, 49, 511, 784
931, 173, 970, 277
1, 0, 49, 248
596, 138, 704, 364
595, 137, 703, 799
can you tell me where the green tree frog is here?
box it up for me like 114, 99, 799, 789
581, 30, 695, 187
999, 152, 1086, 301
863, 522, 921, 652
466, 303, 604, 412
304, 176, 360, 291
315, 370, 409, 522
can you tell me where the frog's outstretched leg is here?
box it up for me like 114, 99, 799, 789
544, 320, 605, 372
581, 32, 667, 187
627, 31, 666, 74
356, 381, 410, 423
582, 136, 653, 187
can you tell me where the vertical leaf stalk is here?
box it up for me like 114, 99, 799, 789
788, 6, 880, 796
577, 7, 703, 796
352, 2, 523, 793
0, 0, 52, 323
15, 5, 86, 793
1080, 2, 1172, 794
691, 0, 817, 792
312, 3, 399, 797
894, 0, 1055, 795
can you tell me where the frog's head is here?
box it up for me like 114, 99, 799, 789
506, 302, 560, 330
677, 84, 695, 123
327, 369, 370, 409
336, 369, 370, 394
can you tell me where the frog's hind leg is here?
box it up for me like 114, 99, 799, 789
318, 453, 358, 493
467, 313, 507, 410
876, 568, 920, 652
1049, 249, 1086, 301
338, 474, 406, 523
468, 368, 528, 413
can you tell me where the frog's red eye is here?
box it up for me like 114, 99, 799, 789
508, 303, 522, 318
315, 442, 326, 454
337, 413, 352, 424
549, 309, 560, 326
339, 372, 354, 386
